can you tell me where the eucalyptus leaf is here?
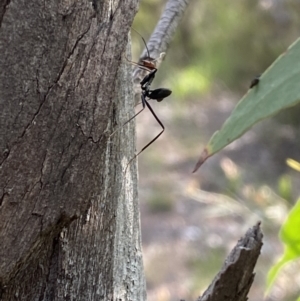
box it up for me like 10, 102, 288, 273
193, 38, 300, 172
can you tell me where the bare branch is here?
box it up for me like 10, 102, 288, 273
142, 0, 190, 59
197, 222, 263, 301
133, 0, 191, 95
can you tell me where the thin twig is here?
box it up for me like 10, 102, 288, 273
133, 0, 191, 99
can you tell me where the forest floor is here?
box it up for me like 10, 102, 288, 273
136, 92, 300, 301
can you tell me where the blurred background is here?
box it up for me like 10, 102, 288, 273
131, 0, 300, 300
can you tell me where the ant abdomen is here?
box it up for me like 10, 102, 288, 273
149, 88, 172, 102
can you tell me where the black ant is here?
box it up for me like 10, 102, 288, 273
112, 29, 172, 171
125, 67, 172, 170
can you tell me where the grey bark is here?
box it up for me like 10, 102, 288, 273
197, 222, 263, 301
0, 0, 145, 300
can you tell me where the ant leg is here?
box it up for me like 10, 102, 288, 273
109, 95, 146, 138
140, 96, 165, 152
125, 94, 164, 173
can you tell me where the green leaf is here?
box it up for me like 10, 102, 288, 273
193, 38, 300, 172
266, 200, 300, 294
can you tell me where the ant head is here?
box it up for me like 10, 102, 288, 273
139, 52, 166, 71
132, 28, 166, 71
138, 59, 157, 71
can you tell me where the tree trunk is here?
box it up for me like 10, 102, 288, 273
0, 0, 145, 300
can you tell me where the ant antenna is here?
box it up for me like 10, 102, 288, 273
131, 28, 151, 60
125, 28, 164, 72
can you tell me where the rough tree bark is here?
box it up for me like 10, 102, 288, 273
0, 0, 264, 300
0, 0, 145, 300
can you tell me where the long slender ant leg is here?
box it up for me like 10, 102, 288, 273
110, 69, 157, 138
139, 96, 165, 153
109, 99, 146, 137
125, 94, 164, 173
